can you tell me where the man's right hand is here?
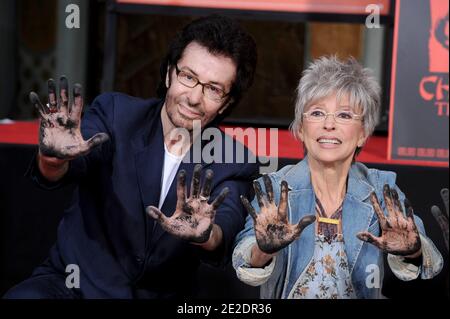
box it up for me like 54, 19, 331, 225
31, 76, 109, 160
31, 77, 109, 180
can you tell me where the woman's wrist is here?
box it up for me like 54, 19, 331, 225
404, 247, 422, 259
250, 244, 276, 268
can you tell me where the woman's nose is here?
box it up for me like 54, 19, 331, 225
323, 114, 336, 130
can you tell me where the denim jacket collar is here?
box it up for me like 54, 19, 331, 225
281, 156, 375, 201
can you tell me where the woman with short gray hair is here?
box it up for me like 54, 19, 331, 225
233, 56, 443, 299
291, 56, 380, 142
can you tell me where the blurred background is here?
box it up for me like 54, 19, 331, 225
0, 0, 391, 131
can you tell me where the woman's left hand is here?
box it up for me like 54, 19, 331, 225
357, 184, 422, 257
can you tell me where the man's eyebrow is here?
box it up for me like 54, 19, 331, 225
181, 66, 198, 76
208, 81, 225, 88
181, 66, 226, 88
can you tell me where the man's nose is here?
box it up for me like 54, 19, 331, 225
187, 84, 203, 105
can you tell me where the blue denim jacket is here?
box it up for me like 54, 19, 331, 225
232, 158, 443, 299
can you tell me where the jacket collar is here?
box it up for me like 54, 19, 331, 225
282, 156, 374, 201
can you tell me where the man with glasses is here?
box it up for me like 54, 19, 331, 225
4, 15, 258, 299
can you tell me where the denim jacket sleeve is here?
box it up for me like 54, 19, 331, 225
232, 235, 278, 286
387, 218, 444, 280
232, 174, 281, 286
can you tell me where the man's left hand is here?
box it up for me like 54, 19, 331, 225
146, 164, 229, 244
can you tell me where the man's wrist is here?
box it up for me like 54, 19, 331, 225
193, 224, 223, 251
37, 152, 69, 182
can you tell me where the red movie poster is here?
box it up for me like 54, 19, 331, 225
389, 0, 448, 165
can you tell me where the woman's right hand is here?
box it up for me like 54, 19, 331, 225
240, 175, 316, 255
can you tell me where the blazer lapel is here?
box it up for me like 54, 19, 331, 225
134, 103, 165, 248
135, 137, 164, 211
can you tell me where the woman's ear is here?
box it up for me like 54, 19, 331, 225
298, 126, 304, 142
357, 130, 368, 148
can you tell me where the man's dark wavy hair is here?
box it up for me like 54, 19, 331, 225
157, 15, 257, 121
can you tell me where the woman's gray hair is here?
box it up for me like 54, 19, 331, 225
289, 56, 381, 141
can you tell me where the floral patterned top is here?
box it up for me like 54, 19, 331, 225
288, 197, 356, 299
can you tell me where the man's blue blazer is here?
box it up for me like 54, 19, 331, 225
27, 93, 258, 298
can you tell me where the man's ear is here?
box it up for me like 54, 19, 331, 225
165, 65, 171, 88
218, 98, 233, 115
